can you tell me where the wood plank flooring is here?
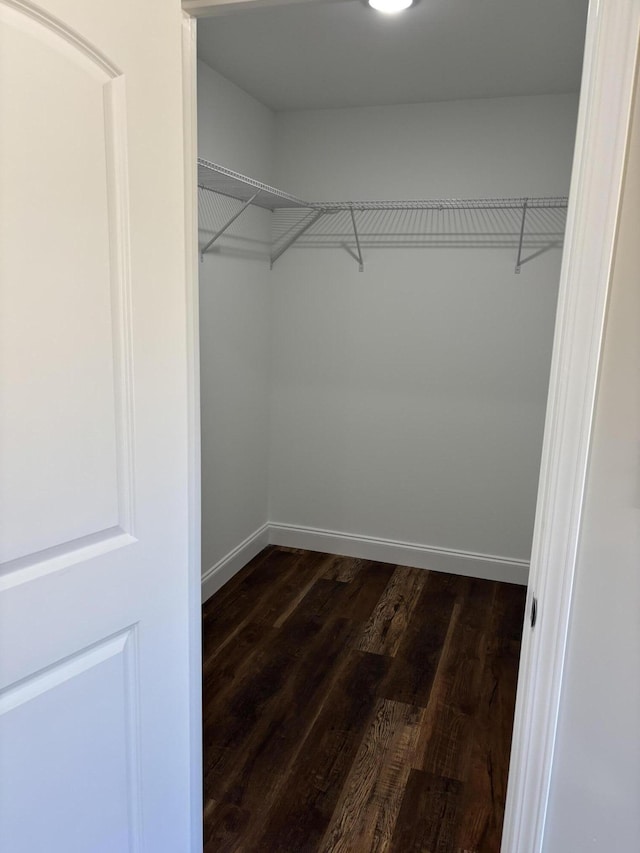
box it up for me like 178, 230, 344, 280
202, 546, 526, 853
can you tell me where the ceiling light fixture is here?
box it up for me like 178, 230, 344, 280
368, 0, 413, 13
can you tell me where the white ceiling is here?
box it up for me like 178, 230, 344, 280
197, 0, 588, 112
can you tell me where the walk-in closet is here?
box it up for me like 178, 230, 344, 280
196, 1, 588, 850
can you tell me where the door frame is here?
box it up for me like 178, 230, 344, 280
181, 12, 203, 853
501, 1, 639, 849
179, 1, 640, 850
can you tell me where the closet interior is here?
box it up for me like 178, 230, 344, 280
198, 0, 586, 597
198, 0, 586, 853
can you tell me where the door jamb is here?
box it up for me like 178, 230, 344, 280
501, 1, 640, 849
181, 12, 203, 853
179, 1, 640, 850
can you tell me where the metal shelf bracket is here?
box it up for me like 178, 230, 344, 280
270, 209, 326, 269
515, 199, 529, 274
200, 190, 261, 260
350, 206, 364, 272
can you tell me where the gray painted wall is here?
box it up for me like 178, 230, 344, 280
270, 95, 578, 562
543, 77, 640, 852
198, 61, 274, 574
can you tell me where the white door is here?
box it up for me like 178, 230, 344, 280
0, 1, 198, 851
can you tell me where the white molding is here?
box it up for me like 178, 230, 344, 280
202, 522, 528, 604
268, 523, 528, 585
182, 0, 341, 18
2, 0, 122, 77
201, 523, 270, 602
104, 74, 137, 540
502, 2, 640, 852
0, 528, 136, 592
181, 13, 203, 853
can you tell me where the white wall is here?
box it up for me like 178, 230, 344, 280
542, 80, 640, 851
270, 95, 578, 565
198, 61, 274, 577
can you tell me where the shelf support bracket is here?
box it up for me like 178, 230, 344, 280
515, 199, 529, 273
350, 206, 364, 272
200, 190, 261, 260
270, 208, 325, 268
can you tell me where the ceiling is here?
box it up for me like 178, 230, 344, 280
197, 0, 588, 112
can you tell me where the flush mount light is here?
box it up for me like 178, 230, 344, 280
368, 0, 413, 12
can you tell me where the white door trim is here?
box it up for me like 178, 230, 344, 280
181, 12, 203, 852
501, 1, 640, 850
181, 1, 640, 850
183, 0, 343, 16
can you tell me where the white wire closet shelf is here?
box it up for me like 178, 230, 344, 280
197, 158, 569, 273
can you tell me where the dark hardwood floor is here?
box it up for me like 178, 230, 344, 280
202, 546, 526, 853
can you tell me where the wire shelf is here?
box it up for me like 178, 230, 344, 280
198, 158, 309, 210
197, 158, 569, 272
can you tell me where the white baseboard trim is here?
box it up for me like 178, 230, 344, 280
268, 523, 529, 586
201, 521, 529, 601
201, 523, 270, 602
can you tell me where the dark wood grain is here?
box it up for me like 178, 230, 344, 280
318, 698, 425, 853
417, 577, 496, 782
202, 547, 526, 853
321, 554, 368, 583
455, 583, 526, 853
203, 548, 330, 663
252, 651, 391, 852
204, 616, 355, 799
379, 570, 459, 708
355, 565, 428, 657
389, 769, 463, 853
